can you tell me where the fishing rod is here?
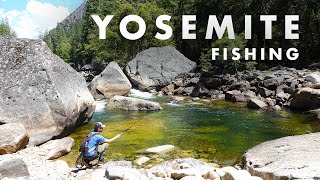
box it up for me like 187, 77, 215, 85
120, 118, 143, 134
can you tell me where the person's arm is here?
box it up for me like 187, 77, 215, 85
104, 133, 123, 143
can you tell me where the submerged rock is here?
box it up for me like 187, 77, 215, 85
107, 96, 161, 111
243, 133, 320, 180
0, 123, 29, 155
125, 46, 197, 90
89, 61, 132, 99
146, 145, 175, 153
135, 156, 150, 166
0, 37, 95, 145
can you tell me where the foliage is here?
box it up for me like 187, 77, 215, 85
43, 0, 320, 71
200, 33, 249, 72
0, 18, 16, 37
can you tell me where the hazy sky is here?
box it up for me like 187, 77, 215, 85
0, 0, 83, 39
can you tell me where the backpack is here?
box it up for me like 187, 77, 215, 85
79, 133, 97, 154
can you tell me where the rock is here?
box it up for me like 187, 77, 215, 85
39, 137, 74, 160
305, 73, 320, 84
0, 37, 95, 146
105, 161, 133, 168
265, 98, 276, 106
174, 87, 194, 96
249, 177, 263, 180
230, 81, 251, 92
243, 133, 320, 180
287, 87, 320, 110
171, 96, 186, 101
192, 97, 200, 101
0, 123, 28, 155
180, 176, 205, 180
0, 147, 70, 179
190, 83, 209, 97
161, 84, 175, 95
125, 47, 196, 90
146, 145, 175, 153
105, 166, 142, 180
263, 77, 283, 90
58, 0, 87, 31
188, 77, 200, 86
256, 87, 274, 98
200, 75, 224, 89
225, 90, 256, 102
221, 166, 251, 180
203, 170, 220, 180
276, 91, 290, 104
171, 169, 202, 179
89, 61, 132, 99
135, 156, 150, 166
247, 99, 267, 109
0, 158, 29, 179
272, 105, 282, 111
107, 96, 161, 111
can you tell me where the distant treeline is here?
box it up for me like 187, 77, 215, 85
41, 0, 320, 71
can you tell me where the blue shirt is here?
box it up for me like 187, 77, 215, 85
84, 132, 106, 157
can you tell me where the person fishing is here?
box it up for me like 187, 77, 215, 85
82, 122, 123, 167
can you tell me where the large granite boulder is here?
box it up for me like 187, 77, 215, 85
0, 123, 29, 155
125, 46, 197, 90
286, 87, 320, 110
243, 133, 320, 180
89, 61, 132, 99
0, 37, 95, 145
39, 137, 74, 160
107, 96, 161, 111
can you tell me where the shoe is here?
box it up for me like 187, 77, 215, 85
82, 160, 93, 168
99, 158, 108, 164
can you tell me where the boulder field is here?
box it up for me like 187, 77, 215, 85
0, 36, 96, 146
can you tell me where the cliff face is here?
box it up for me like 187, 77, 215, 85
58, 0, 88, 30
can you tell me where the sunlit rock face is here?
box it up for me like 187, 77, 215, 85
0, 36, 95, 145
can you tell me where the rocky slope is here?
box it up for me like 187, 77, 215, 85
59, 0, 88, 31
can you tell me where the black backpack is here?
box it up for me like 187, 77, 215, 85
79, 133, 97, 153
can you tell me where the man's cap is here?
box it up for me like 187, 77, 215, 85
94, 122, 106, 130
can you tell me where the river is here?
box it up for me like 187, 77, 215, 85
60, 89, 320, 166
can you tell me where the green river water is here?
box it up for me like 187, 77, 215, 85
60, 93, 320, 167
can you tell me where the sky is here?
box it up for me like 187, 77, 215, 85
0, 0, 83, 39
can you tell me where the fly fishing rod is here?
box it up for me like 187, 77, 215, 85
120, 118, 143, 134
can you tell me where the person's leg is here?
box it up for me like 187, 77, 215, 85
84, 151, 99, 166
97, 143, 108, 162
